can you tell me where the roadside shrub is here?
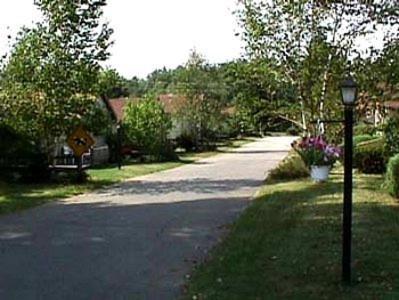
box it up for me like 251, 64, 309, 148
176, 132, 218, 152
123, 95, 177, 161
384, 113, 399, 158
176, 133, 197, 152
215, 117, 237, 140
0, 125, 49, 182
354, 138, 386, 174
267, 152, 309, 182
51, 170, 90, 184
384, 154, 399, 198
354, 123, 376, 136
286, 125, 301, 136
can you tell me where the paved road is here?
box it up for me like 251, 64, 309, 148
0, 137, 294, 300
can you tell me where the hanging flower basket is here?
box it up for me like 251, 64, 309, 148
292, 136, 342, 182
310, 165, 331, 182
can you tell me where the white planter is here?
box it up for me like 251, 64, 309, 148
310, 165, 331, 182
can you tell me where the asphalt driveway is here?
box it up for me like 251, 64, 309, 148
0, 136, 294, 300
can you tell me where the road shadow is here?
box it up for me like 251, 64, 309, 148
0, 195, 250, 300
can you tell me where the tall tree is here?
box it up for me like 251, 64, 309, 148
220, 59, 298, 135
127, 76, 147, 98
237, 0, 399, 133
98, 68, 129, 99
0, 0, 113, 157
174, 50, 229, 148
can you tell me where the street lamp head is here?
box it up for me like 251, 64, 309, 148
341, 76, 358, 106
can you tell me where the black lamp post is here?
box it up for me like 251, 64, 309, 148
340, 76, 358, 284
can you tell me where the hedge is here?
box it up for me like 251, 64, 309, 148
384, 154, 399, 198
354, 137, 386, 174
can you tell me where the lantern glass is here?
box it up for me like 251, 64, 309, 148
341, 77, 357, 106
341, 87, 357, 105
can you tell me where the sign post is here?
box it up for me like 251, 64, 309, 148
67, 125, 95, 182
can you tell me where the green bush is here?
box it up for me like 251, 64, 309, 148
354, 138, 386, 174
176, 133, 197, 152
354, 123, 376, 136
123, 95, 177, 161
176, 132, 218, 152
384, 154, 399, 198
0, 125, 49, 182
286, 125, 301, 136
267, 152, 309, 182
384, 113, 399, 158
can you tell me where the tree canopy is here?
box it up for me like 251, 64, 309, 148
0, 0, 113, 156
236, 0, 399, 133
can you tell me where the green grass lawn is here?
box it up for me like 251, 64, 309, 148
185, 170, 399, 299
0, 137, 254, 215
0, 161, 182, 215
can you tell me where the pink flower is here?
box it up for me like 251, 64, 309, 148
293, 135, 341, 167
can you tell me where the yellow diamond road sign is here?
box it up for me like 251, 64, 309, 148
67, 126, 95, 157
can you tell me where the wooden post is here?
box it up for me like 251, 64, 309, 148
76, 155, 84, 183
117, 124, 122, 170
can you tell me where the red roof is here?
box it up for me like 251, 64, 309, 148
384, 100, 399, 110
108, 94, 233, 120
107, 98, 139, 122
158, 94, 187, 114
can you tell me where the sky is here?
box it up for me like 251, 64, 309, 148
0, 1, 244, 79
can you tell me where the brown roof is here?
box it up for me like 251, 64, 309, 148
384, 100, 399, 110
107, 97, 139, 122
157, 94, 187, 114
108, 94, 234, 121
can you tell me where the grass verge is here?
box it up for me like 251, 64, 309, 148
0, 137, 254, 215
0, 161, 182, 215
184, 170, 399, 299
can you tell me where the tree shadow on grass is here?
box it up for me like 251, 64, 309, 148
1, 176, 398, 299
0, 178, 117, 215
355, 173, 385, 192
187, 180, 399, 299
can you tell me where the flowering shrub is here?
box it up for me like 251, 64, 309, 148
292, 136, 342, 167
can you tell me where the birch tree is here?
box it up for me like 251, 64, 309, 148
237, 0, 399, 133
